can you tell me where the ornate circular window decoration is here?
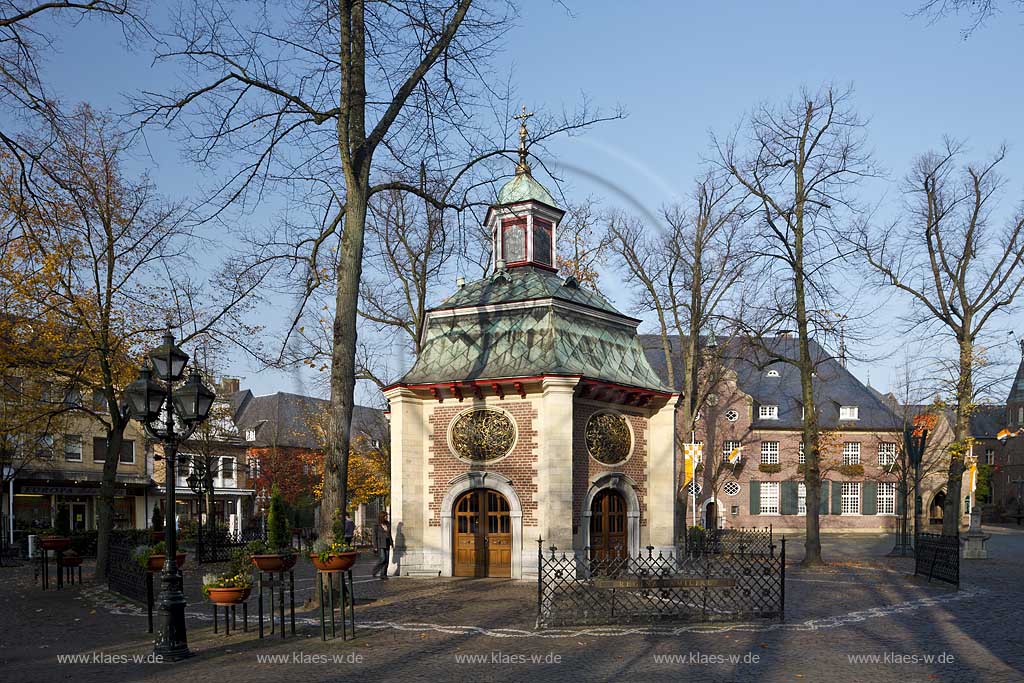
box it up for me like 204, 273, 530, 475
448, 408, 516, 463
685, 480, 703, 496
723, 480, 741, 497
585, 411, 632, 465
725, 409, 739, 422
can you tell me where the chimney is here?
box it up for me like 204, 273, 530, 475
219, 377, 240, 395
456, 275, 466, 289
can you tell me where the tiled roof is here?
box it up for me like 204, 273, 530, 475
232, 391, 386, 449
496, 172, 556, 207
970, 405, 1006, 439
639, 335, 901, 430
438, 266, 624, 317
400, 269, 667, 391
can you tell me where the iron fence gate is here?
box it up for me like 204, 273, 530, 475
196, 527, 266, 564
537, 533, 785, 628
914, 532, 959, 588
107, 536, 149, 602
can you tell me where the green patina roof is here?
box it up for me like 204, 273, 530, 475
496, 172, 556, 207
439, 266, 621, 315
401, 268, 670, 392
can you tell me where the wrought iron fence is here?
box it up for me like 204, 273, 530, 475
685, 526, 775, 557
107, 536, 149, 603
537, 536, 785, 628
196, 526, 266, 564
914, 532, 959, 588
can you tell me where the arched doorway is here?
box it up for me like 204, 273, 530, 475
589, 489, 628, 561
704, 499, 718, 530
453, 489, 511, 577
929, 491, 946, 525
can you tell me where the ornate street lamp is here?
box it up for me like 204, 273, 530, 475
124, 331, 214, 661
889, 421, 929, 556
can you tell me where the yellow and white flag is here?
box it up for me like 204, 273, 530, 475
683, 443, 703, 485
726, 445, 742, 465
968, 461, 978, 494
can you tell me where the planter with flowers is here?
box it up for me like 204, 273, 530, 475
310, 539, 357, 571
203, 571, 253, 605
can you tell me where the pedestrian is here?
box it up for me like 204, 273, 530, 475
343, 511, 355, 546
371, 512, 393, 580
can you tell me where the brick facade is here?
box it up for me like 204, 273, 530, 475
571, 402, 649, 530
426, 400, 539, 526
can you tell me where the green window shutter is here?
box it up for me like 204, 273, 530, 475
819, 480, 829, 515
896, 485, 906, 515
831, 481, 843, 515
749, 480, 761, 515
780, 481, 798, 515
863, 481, 877, 516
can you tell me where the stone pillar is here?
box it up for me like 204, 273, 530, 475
647, 394, 679, 553
538, 377, 579, 552
383, 387, 427, 576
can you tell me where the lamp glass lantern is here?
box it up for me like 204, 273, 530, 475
149, 332, 190, 382
172, 370, 216, 424
124, 367, 166, 423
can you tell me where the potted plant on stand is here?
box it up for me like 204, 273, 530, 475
39, 508, 72, 551
134, 541, 187, 573
250, 486, 297, 571
203, 570, 253, 605
309, 513, 358, 571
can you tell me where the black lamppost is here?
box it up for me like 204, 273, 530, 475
890, 423, 929, 556
124, 331, 215, 661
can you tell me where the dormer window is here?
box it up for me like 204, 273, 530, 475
245, 428, 257, 441
766, 369, 780, 377
758, 404, 779, 420
839, 406, 859, 421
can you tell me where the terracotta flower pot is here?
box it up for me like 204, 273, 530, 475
310, 551, 358, 571
147, 553, 187, 572
39, 536, 71, 551
251, 553, 298, 572
206, 586, 251, 605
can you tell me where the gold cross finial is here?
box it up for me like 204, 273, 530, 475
513, 105, 534, 175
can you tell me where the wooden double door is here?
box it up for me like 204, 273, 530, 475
589, 489, 628, 562
453, 489, 512, 577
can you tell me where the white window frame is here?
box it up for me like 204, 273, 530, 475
766, 369, 780, 377
877, 481, 896, 516
245, 428, 257, 442
798, 482, 807, 516
984, 448, 994, 466
119, 440, 135, 465
64, 435, 83, 462
878, 442, 897, 467
760, 481, 780, 515
758, 404, 779, 420
723, 480, 741, 496
723, 440, 742, 462
725, 409, 739, 422
798, 442, 805, 464
839, 405, 860, 420
760, 441, 779, 465
842, 442, 861, 465
841, 482, 861, 515
221, 456, 235, 481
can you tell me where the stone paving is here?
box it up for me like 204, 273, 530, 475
1, 529, 1023, 682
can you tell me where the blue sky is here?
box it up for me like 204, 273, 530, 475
38, 1, 1024, 403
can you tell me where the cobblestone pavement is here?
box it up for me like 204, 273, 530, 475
2, 530, 1022, 683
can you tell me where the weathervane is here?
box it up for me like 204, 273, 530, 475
513, 104, 534, 175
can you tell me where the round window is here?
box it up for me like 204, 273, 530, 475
585, 411, 632, 465
685, 480, 703, 496
725, 409, 739, 422
448, 408, 516, 462
723, 480, 741, 496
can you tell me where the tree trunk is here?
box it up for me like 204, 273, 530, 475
943, 336, 973, 535
94, 424, 125, 580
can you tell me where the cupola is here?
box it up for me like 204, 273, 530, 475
485, 106, 565, 272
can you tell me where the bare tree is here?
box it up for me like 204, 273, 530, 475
913, 0, 1023, 37
136, 0, 619, 544
853, 140, 1024, 535
715, 85, 875, 566
557, 199, 612, 292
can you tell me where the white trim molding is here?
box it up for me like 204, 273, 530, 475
580, 472, 641, 558
439, 471, 524, 579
